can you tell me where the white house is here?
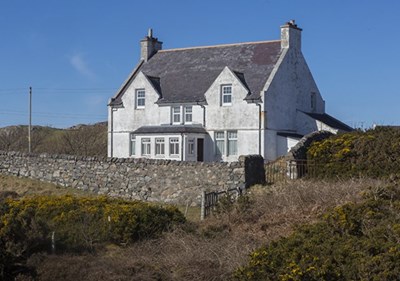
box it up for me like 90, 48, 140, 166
108, 20, 352, 162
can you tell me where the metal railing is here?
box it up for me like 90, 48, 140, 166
200, 187, 242, 220
265, 159, 316, 184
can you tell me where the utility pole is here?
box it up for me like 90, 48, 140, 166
28, 86, 32, 153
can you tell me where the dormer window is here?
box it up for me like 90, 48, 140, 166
184, 106, 192, 123
136, 89, 145, 109
221, 84, 232, 106
172, 106, 181, 124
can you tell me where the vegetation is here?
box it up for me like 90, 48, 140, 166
0, 193, 184, 280
308, 127, 400, 179
234, 185, 400, 280
0, 122, 107, 157
0, 174, 375, 280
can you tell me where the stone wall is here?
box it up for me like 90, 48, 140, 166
0, 151, 265, 206
287, 130, 333, 160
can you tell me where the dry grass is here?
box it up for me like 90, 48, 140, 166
0, 174, 90, 197
25, 178, 386, 281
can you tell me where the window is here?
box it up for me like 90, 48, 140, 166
169, 138, 180, 156
136, 89, 145, 108
172, 106, 181, 124
130, 134, 136, 156
155, 138, 165, 156
141, 138, 151, 156
184, 106, 192, 123
311, 92, 316, 112
221, 85, 232, 105
227, 131, 238, 156
215, 131, 225, 155
188, 139, 195, 155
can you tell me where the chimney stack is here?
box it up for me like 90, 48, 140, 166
140, 28, 163, 62
280, 20, 302, 49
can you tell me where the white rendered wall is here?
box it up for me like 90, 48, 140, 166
204, 67, 261, 162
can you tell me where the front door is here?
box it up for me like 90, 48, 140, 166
197, 138, 204, 162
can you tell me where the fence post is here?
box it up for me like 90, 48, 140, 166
200, 190, 206, 221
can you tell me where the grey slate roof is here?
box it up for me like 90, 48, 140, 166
133, 125, 207, 135
111, 40, 282, 105
305, 112, 353, 132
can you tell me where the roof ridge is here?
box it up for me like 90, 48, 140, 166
158, 39, 281, 53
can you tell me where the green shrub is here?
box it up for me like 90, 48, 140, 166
307, 127, 400, 179
0, 195, 185, 279
234, 186, 400, 280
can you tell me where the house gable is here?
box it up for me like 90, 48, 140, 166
204, 66, 259, 130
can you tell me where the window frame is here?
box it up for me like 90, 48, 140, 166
215, 131, 225, 156
141, 138, 151, 156
172, 106, 181, 124
227, 131, 238, 156
155, 138, 165, 156
184, 106, 193, 124
188, 138, 195, 155
221, 84, 232, 106
136, 89, 146, 109
129, 134, 136, 156
169, 137, 180, 156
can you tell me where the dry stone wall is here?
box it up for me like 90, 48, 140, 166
0, 151, 265, 206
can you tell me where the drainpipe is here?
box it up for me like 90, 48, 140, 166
201, 105, 206, 127
249, 98, 262, 156
256, 103, 262, 156
110, 105, 114, 158
181, 133, 184, 161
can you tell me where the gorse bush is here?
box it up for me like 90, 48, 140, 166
234, 185, 400, 280
0, 195, 185, 280
0, 195, 185, 251
307, 127, 400, 179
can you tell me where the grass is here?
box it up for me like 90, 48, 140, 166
0, 174, 89, 197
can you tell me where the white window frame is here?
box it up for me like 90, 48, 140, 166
141, 138, 151, 156
184, 106, 193, 124
136, 89, 146, 109
129, 134, 136, 156
169, 137, 180, 156
155, 138, 165, 156
221, 84, 232, 106
172, 106, 181, 124
215, 131, 225, 156
227, 131, 238, 156
188, 138, 195, 155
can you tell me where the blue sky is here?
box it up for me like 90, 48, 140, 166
0, 0, 399, 128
